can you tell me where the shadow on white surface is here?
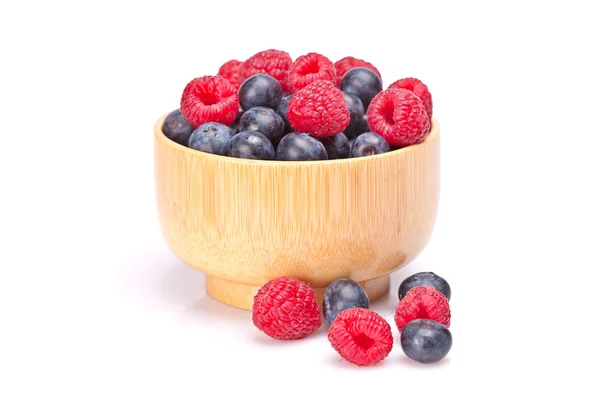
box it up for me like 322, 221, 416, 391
183, 295, 249, 323
395, 355, 451, 369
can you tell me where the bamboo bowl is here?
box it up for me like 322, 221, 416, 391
154, 113, 440, 310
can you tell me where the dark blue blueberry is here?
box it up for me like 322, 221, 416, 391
319, 133, 350, 160
323, 278, 370, 325
342, 92, 365, 140
340, 67, 383, 109
276, 94, 294, 133
276, 132, 328, 161
350, 132, 390, 157
398, 272, 451, 300
230, 108, 244, 131
228, 130, 275, 160
237, 107, 285, 146
162, 109, 195, 146
239, 74, 283, 111
400, 319, 452, 364
188, 122, 234, 156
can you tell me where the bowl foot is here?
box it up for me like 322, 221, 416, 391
205, 275, 391, 311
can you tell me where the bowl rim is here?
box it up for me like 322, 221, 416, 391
154, 111, 439, 166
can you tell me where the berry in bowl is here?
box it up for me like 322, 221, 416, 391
155, 49, 440, 309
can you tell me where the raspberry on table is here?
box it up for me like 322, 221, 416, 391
286, 80, 350, 138
328, 308, 393, 366
367, 88, 430, 147
286, 53, 336, 93
180, 75, 239, 128
239, 49, 292, 92
252, 277, 322, 340
388, 77, 433, 119
217, 59, 243, 89
394, 286, 451, 332
334, 56, 381, 87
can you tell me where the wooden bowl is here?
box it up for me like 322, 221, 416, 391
154, 113, 440, 310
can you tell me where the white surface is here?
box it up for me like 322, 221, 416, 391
1, 1, 599, 398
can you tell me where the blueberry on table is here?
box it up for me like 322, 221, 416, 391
340, 67, 383, 109
228, 131, 275, 160
162, 109, 195, 146
398, 272, 451, 300
237, 107, 285, 146
400, 319, 452, 364
239, 74, 283, 111
350, 132, 390, 157
276, 132, 328, 161
319, 132, 350, 160
188, 122, 234, 156
276, 94, 294, 133
342, 92, 365, 140
323, 278, 370, 325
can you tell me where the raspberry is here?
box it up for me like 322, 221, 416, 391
394, 286, 451, 332
328, 308, 393, 366
180, 75, 239, 128
388, 77, 433, 119
217, 59, 243, 89
287, 53, 336, 93
252, 277, 321, 340
239, 49, 292, 92
287, 80, 350, 138
367, 88, 430, 147
334, 56, 381, 87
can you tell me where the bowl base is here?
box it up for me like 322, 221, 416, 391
206, 275, 391, 310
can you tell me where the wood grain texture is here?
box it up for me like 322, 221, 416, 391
154, 113, 440, 309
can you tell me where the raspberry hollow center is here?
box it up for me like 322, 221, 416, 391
353, 333, 375, 350
197, 92, 219, 106
301, 62, 320, 75
384, 102, 395, 126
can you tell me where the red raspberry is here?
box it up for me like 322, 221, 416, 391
334, 56, 381, 87
180, 75, 239, 128
239, 49, 292, 92
287, 80, 350, 138
394, 286, 451, 332
367, 88, 430, 147
252, 277, 322, 340
217, 59, 243, 89
287, 53, 336, 93
328, 308, 393, 366
388, 77, 433, 119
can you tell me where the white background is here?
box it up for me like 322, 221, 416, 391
1, 1, 599, 398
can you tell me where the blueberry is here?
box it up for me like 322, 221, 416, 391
350, 132, 390, 157
342, 92, 365, 140
276, 94, 294, 133
162, 109, 195, 146
323, 278, 369, 325
230, 108, 244, 131
237, 107, 285, 146
398, 272, 451, 300
319, 133, 350, 159
340, 68, 383, 109
276, 132, 328, 161
400, 319, 452, 364
188, 122, 234, 156
228, 130, 275, 160
239, 74, 283, 111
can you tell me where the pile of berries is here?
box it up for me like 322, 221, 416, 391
252, 272, 452, 366
162, 50, 433, 161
